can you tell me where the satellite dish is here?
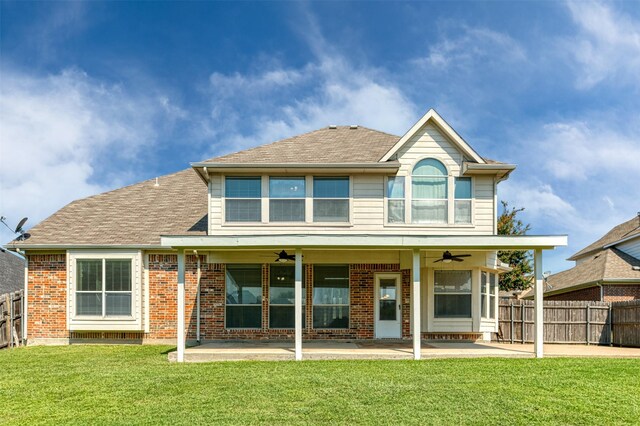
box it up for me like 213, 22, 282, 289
15, 217, 28, 233
17, 232, 31, 241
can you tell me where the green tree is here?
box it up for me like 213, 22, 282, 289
497, 201, 533, 291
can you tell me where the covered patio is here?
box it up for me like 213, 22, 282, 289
168, 341, 640, 362
161, 234, 568, 362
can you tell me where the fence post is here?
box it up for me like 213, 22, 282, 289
5, 293, 11, 348
521, 302, 526, 344
586, 305, 590, 345
510, 302, 514, 344
9, 293, 13, 348
608, 304, 613, 346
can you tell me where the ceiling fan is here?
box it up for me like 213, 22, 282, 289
434, 251, 471, 263
274, 250, 299, 263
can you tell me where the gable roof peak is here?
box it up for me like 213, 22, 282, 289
379, 108, 486, 164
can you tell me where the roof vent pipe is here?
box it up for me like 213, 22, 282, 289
350, 125, 358, 129
154, 177, 159, 187
329, 125, 337, 129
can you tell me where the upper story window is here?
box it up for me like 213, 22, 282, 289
454, 177, 472, 224
387, 176, 405, 223
412, 159, 448, 224
269, 177, 305, 222
225, 177, 261, 222
313, 177, 349, 222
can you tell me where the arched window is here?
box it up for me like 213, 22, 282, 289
412, 158, 448, 223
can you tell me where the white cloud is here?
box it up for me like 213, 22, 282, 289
413, 26, 526, 70
538, 121, 640, 180
201, 8, 418, 157
565, 0, 640, 88
0, 68, 168, 244
499, 181, 577, 225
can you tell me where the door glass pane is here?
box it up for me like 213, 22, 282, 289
379, 279, 397, 321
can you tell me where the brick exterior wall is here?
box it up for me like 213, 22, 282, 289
27, 254, 67, 339
603, 285, 640, 302
546, 286, 601, 301
195, 262, 413, 340
27, 255, 483, 343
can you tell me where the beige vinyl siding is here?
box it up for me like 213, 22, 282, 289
473, 176, 495, 232
617, 238, 640, 259
352, 175, 384, 226
396, 123, 464, 176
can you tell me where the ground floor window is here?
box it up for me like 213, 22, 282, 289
312, 265, 349, 328
269, 265, 306, 328
434, 270, 472, 318
76, 258, 132, 317
226, 265, 262, 328
481, 271, 498, 320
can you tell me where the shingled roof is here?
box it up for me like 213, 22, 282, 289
522, 248, 640, 298
9, 169, 207, 248
569, 215, 640, 260
202, 126, 401, 164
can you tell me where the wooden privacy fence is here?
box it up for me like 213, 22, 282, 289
498, 300, 612, 345
0, 290, 23, 349
611, 300, 640, 347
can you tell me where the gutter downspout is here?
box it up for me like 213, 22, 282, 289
195, 250, 201, 343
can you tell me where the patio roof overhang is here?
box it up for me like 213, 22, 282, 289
161, 234, 568, 250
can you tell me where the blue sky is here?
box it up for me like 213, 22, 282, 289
1, 1, 639, 273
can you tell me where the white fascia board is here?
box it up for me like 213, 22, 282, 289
161, 234, 568, 250
462, 162, 516, 174
379, 109, 485, 163
7, 244, 167, 250
191, 162, 400, 174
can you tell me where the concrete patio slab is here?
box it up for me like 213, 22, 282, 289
168, 341, 640, 362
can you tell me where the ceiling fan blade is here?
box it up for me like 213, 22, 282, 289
434, 258, 444, 263
452, 258, 464, 262
453, 254, 472, 257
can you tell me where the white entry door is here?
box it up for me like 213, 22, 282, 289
375, 274, 402, 338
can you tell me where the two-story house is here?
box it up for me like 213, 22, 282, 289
9, 109, 566, 360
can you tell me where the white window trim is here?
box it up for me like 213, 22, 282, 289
68, 250, 143, 331
385, 176, 406, 224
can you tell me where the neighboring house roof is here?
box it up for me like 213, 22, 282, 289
202, 126, 401, 164
0, 250, 25, 294
8, 169, 207, 248
522, 248, 640, 299
569, 215, 640, 261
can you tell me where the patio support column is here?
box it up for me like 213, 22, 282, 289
534, 249, 544, 358
412, 249, 421, 360
177, 248, 186, 363
294, 248, 303, 361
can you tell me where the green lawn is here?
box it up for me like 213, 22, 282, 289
1, 346, 639, 425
